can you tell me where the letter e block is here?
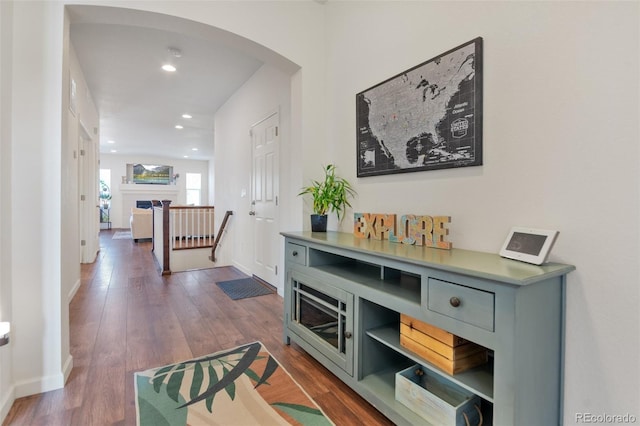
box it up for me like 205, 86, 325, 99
433, 216, 452, 249
353, 213, 365, 238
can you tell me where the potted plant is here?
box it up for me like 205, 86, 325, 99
298, 164, 356, 232
99, 180, 112, 219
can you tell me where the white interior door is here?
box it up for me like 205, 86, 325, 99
251, 111, 279, 285
79, 122, 99, 263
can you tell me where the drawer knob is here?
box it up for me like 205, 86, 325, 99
292, 251, 298, 257
449, 297, 461, 308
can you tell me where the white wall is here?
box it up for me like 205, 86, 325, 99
324, 1, 639, 422
213, 64, 293, 294
0, 1, 14, 420
63, 34, 99, 325
4, 0, 68, 405
100, 154, 210, 228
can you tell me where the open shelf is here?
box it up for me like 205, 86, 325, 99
308, 248, 422, 303
366, 324, 494, 402
358, 365, 440, 426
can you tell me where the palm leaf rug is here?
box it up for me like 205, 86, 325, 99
135, 341, 334, 426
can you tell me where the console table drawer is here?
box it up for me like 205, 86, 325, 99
286, 242, 307, 266
427, 278, 495, 331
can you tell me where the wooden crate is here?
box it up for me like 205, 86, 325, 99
401, 314, 467, 347
395, 364, 482, 426
400, 315, 488, 375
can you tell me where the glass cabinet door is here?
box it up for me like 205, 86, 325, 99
288, 270, 354, 375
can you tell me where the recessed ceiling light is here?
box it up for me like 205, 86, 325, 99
183, 155, 189, 158
175, 124, 184, 129
162, 64, 176, 72
167, 47, 182, 58
110, 149, 117, 153
192, 148, 198, 151
107, 140, 115, 144
182, 114, 192, 119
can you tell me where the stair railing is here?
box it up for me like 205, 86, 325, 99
210, 210, 233, 262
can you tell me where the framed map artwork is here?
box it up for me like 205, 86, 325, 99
356, 37, 483, 177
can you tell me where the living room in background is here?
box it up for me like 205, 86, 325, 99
186, 173, 201, 205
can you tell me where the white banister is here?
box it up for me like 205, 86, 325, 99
169, 206, 215, 250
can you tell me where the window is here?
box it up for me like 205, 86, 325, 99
99, 169, 112, 223
99, 168, 111, 206
100, 169, 111, 190
186, 173, 201, 205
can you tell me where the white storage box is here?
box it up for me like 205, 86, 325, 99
395, 365, 482, 426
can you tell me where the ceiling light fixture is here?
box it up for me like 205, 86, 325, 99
168, 47, 182, 58
175, 125, 184, 129
182, 114, 192, 119
192, 148, 198, 151
110, 149, 117, 153
107, 140, 115, 144
162, 47, 182, 73
183, 155, 189, 158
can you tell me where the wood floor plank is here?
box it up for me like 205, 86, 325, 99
2, 230, 392, 426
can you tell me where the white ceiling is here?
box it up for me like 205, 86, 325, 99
70, 20, 264, 161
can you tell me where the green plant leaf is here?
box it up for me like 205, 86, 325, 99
136, 374, 188, 426
243, 367, 261, 383
178, 342, 261, 408
254, 355, 279, 389
271, 402, 333, 426
222, 365, 236, 400
151, 365, 175, 393
182, 342, 257, 366
190, 362, 204, 400
298, 164, 356, 220
166, 363, 185, 403
205, 363, 218, 413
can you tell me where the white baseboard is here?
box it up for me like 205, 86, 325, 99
1, 357, 73, 423
14, 371, 66, 399
232, 260, 251, 276
0, 384, 15, 425
68, 278, 81, 303
62, 354, 73, 383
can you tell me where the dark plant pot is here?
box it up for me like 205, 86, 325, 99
310, 214, 328, 232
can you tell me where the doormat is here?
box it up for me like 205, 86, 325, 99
112, 231, 132, 240
217, 277, 275, 300
135, 341, 334, 426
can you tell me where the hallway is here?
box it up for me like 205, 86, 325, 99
3, 230, 391, 425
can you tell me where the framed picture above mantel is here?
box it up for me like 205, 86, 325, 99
125, 163, 175, 185
356, 37, 483, 177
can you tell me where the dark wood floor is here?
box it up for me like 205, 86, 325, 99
3, 229, 393, 426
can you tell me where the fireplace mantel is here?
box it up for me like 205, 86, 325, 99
120, 184, 179, 195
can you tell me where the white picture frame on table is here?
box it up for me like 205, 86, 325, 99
499, 227, 559, 265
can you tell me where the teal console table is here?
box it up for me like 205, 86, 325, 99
282, 231, 575, 425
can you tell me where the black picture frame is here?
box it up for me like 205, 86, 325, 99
356, 37, 483, 177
